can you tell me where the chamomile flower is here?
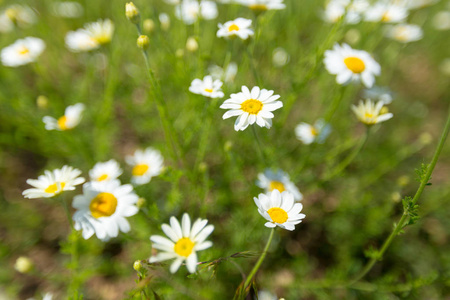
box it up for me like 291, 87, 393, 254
362, 86, 393, 104
365, 3, 409, 23
351, 99, 393, 125
217, 18, 254, 40
295, 119, 331, 145
126, 148, 164, 185
256, 169, 303, 201
149, 213, 214, 273
323, 0, 369, 24
42, 103, 85, 131
0, 4, 37, 33
175, 0, 218, 25
1, 37, 45, 67
89, 160, 123, 182
254, 190, 306, 231
189, 75, 225, 98
220, 86, 283, 131
72, 180, 139, 241
236, 0, 286, 11
23, 166, 85, 199
324, 43, 381, 88
85, 19, 114, 45
386, 23, 423, 43
65, 19, 113, 52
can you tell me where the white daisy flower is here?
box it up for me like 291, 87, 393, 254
365, 3, 409, 23
0, 4, 37, 33
351, 99, 394, 125
362, 86, 393, 104
89, 160, 123, 182
220, 86, 283, 131
386, 23, 423, 43
208, 62, 238, 83
295, 119, 331, 145
254, 190, 306, 231
65, 30, 99, 52
323, 0, 370, 24
126, 148, 164, 185
236, 0, 286, 11
1, 37, 45, 67
175, 0, 218, 25
42, 103, 85, 131
149, 213, 214, 274
256, 169, 303, 201
217, 18, 254, 40
398, 0, 439, 10
189, 75, 225, 98
85, 19, 114, 45
72, 180, 139, 241
23, 166, 85, 199
324, 43, 381, 88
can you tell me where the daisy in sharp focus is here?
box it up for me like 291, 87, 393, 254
89, 159, 123, 182
149, 213, 214, 273
72, 180, 139, 241
220, 86, 283, 131
236, 0, 286, 11
217, 18, 254, 40
23, 166, 85, 199
324, 43, 381, 88
42, 103, 85, 131
1, 37, 45, 67
256, 169, 303, 201
295, 119, 331, 145
385, 24, 423, 43
126, 148, 164, 185
351, 99, 393, 125
189, 75, 224, 98
254, 190, 306, 231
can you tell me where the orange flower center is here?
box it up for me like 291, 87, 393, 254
132, 164, 149, 176
344, 57, 365, 74
268, 207, 288, 224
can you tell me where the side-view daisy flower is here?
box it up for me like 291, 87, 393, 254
23, 166, 85, 199
295, 119, 331, 145
126, 148, 164, 185
256, 169, 303, 201
365, 3, 409, 23
85, 19, 114, 45
236, 0, 286, 11
351, 99, 393, 125
1, 37, 45, 67
89, 159, 123, 182
72, 180, 139, 241
149, 213, 214, 273
324, 43, 381, 88
189, 75, 224, 98
254, 190, 306, 231
217, 18, 254, 40
65, 19, 114, 52
220, 86, 283, 131
42, 103, 85, 131
385, 24, 423, 43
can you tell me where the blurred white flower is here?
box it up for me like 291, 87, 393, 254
386, 23, 423, 43
362, 86, 393, 104
42, 103, 85, 131
65, 19, 114, 52
1, 37, 45, 67
208, 62, 238, 83
272, 47, 290, 67
175, 0, 218, 25
351, 99, 393, 125
439, 58, 450, 76
189, 75, 224, 98
89, 160, 123, 182
432, 11, 450, 31
217, 18, 254, 40
159, 13, 171, 30
0, 4, 37, 33
85, 19, 114, 45
256, 169, 303, 201
365, 3, 409, 23
322, 0, 369, 24
256, 290, 277, 300
126, 148, 164, 185
51, 1, 84, 18
295, 119, 331, 145
398, 0, 439, 10
236, 0, 286, 11
14, 257, 34, 273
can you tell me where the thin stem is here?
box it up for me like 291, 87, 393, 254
324, 86, 347, 123
59, 196, 73, 228
251, 125, 268, 164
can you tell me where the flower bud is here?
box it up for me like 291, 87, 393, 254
186, 37, 198, 52
15, 256, 34, 274
137, 197, 146, 208
133, 260, 143, 272
137, 35, 150, 50
143, 19, 155, 33
125, 2, 140, 24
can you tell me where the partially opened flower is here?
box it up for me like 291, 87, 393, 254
1, 37, 45, 67
42, 103, 85, 131
254, 190, 305, 231
295, 119, 331, 145
256, 169, 303, 201
236, 0, 286, 11
351, 99, 393, 125
23, 166, 85, 199
72, 180, 139, 241
126, 148, 164, 185
385, 23, 423, 43
220, 86, 283, 131
175, 0, 218, 25
149, 213, 214, 273
217, 18, 254, 40
89, 160, 123, 182
365, 3, 408, 23
189, 75, 224, 98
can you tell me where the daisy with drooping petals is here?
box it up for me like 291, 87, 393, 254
89, 160, 123, 182
126, 148, 164, 185
23, 166, 85, 199
42, 103, 85, 131
254, 190, 306, 231
236, 0, 286, 11
1, 37, 45, 67
365, 3, 409, 23
217, 18, 254, 40
351, 99, 393, 125
189, 75, 224, 98
295, 119, 331, 145
149, 213, 214, 273
385, 24, 423, 43
324, 43, 381, 88
72, 180, 139, 241
220, 86, 283, 131
256, 169, 303, 201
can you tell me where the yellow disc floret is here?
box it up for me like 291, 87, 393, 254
269, 181, 286, 193
204, 88, 213, 93
57, 116, 68, 130
268, 207, 288, 224
89, 192, 118, 218
228, 24, 240, 32
344, 57, 366, 74
97, 174, 108, 181
241, 99, 263, 115
174, 237, 195, 257
45, 182, 66, 194
132, 164, 149, 176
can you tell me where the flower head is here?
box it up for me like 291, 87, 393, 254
322, 0, 370, 24
208, 62, 238, 83
85, 19, 114, 45
236, 0, 286, 11
217, 18, 254, 40
189, 75, 224, 98
220, 86, 283, 131
351, 99, 393, 125
362, 86, 393, 104
89, 160, 123, 182
295, 119, 331, 145
42, 103, 85, 131
365, 3, 409, 23
385, 23, 423, 43
23, 166, 85, 199
126, 148, 164, 185
0, 4, 37, 33
1, 37, 45, 67
175, 0, 218, 25
256, 169, 303, 201
65, 19, 113, 52
254, 190, 305, 231
149, 213, 214, 273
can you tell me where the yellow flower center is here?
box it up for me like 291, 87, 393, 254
57, 116, 68, 130
97, 174, 108, 181
310, 127, 318, 136
379, 106, 389, 115
18, 47, 30, 55
381, 12, 391, 22
89, 192, 118, 219
241, 99, 263, 115
394, 28, 409, 41
228, 24, 240, 32
204, 88, 213, 93
44, 182, 66, 194
268, 207, 288, 224
5, 8, 18, 21
174, 237, 195, 257
344, 57, 366, 74
364, 112, 374, 119
132, 164, 149, 176
249, 4, 268, 11
269, 181, 286, 193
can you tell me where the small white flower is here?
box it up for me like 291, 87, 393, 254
386, 23, 423, 43
295, 119, 331, 145
272, 47, 290, 67
236, 0, 286, 11
322, 0, 370, 24
351, 99, 393, 125
433, 11, 450, 31
208, 62, 238, 83
324, 43, 381, 88
89, 160, 123, 182
220, 86, 283, 131
365, 3, 409, 23
85, 19, 114, 45
256, 169, 303, 201
65, 30, 99, 52
23, 166, 85, 199
254, 190, 306, 231
72, 180, 139, 241
362, 86, 393, 104
217, 18, 254, 40
126, 148, 164, 185
0, 4, 37, 33
175, 0, 218, 25
189, 75, 224, 98
149, 213, 214, 273
1, 37, 45, 67
42, 103, 85, 131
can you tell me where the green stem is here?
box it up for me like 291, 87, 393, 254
324, 86, 347, 123
59, 196, 73, 228
251, 125, 267, 165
